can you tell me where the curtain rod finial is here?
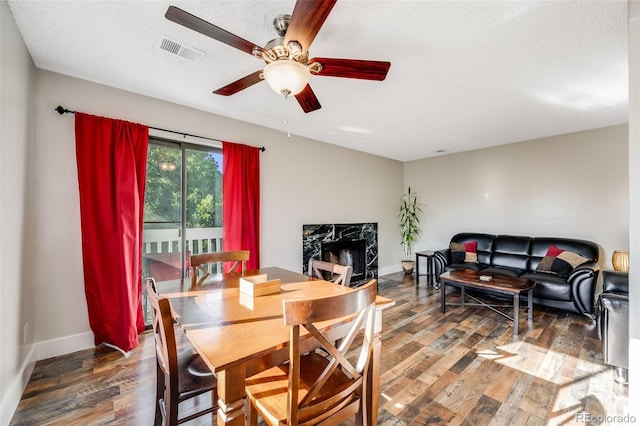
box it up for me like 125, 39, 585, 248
260, 146, 266, 152
55, 105, 75, 115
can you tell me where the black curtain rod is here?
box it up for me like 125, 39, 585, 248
55, 105, 265, 152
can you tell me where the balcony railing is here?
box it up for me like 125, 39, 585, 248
142, 226, 223, 281
143, 226, 223, 255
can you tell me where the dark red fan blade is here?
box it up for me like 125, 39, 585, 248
165, 6, 264, 56
309, 58, 391, 81
284, 0, 337, 54
213, 71, 264, 96
295, 84, 322, 113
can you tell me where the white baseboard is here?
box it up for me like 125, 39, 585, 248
36, 332, 95, 361
378, 264, 403, 276
1, 345, 36, 426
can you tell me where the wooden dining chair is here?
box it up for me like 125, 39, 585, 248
145, 278, 218, 426
307, 258, 353, 286
245, 279, 378, 426
190, 250, 250, 287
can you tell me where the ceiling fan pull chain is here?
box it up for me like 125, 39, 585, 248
284, 95, 291, 138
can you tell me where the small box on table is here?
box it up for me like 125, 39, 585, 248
239, 274, 281, 297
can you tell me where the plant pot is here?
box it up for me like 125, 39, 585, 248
401, 260, 415, 275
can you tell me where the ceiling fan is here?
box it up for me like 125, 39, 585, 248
165, 1, 391, 113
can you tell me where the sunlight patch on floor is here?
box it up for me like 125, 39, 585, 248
475, 341, 630, 424
478, 341, 608, 386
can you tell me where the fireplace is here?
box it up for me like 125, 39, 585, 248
322, 239, 367, 283
303, 223, 377, 287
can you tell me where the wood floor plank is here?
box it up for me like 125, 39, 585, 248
519, 376, 557, 419
10, 272, 630, 425
461, 394, 501, 426
490, 372, 535, 425
484, 368, 522, 403
383, 375, 434, 417
410, 400, 456, 426
499, 408, 546, 426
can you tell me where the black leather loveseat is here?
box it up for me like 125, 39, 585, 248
434, 233, 600, 317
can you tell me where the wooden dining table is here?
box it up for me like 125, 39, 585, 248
157, 266, 394, 426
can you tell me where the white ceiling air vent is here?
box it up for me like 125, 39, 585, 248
155, 35, 204, 63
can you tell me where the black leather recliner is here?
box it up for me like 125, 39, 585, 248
597, 270, 629, 385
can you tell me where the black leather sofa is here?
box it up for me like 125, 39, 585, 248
434, 233, 600, 317
597, 271, 629, 385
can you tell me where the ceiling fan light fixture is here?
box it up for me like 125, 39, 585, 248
263, 60, 310, 97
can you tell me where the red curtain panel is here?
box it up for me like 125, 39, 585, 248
75, 113, 148, 353
222, 142, 260, 270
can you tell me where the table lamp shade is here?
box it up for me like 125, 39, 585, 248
612, 250, 629, 272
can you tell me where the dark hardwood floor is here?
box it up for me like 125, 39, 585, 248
10, 272, 629, 425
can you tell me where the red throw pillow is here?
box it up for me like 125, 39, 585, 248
536, 245, 588, 277
450, 241, 478, 263
546, 244, 564, 257
463, 241, 478, 262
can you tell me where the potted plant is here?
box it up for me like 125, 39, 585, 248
398, 187, 424, 275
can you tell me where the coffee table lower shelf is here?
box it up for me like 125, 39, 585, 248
440, 270, 535, 336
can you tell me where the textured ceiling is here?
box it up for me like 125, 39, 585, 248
7, 0, 629, 161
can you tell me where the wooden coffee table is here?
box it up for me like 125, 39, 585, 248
440, 270, 535, 336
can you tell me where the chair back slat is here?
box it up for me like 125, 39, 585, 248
284, 279, 374, 324
190, 250, 250, 287
308, 258, 353, 286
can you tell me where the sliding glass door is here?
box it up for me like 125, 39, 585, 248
141, 138, 223, 324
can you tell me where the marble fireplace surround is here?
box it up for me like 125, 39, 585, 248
302, 223, 378, 287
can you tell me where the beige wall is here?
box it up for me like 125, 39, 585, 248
404, 125, 629, 271
1, 0, 37, 423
